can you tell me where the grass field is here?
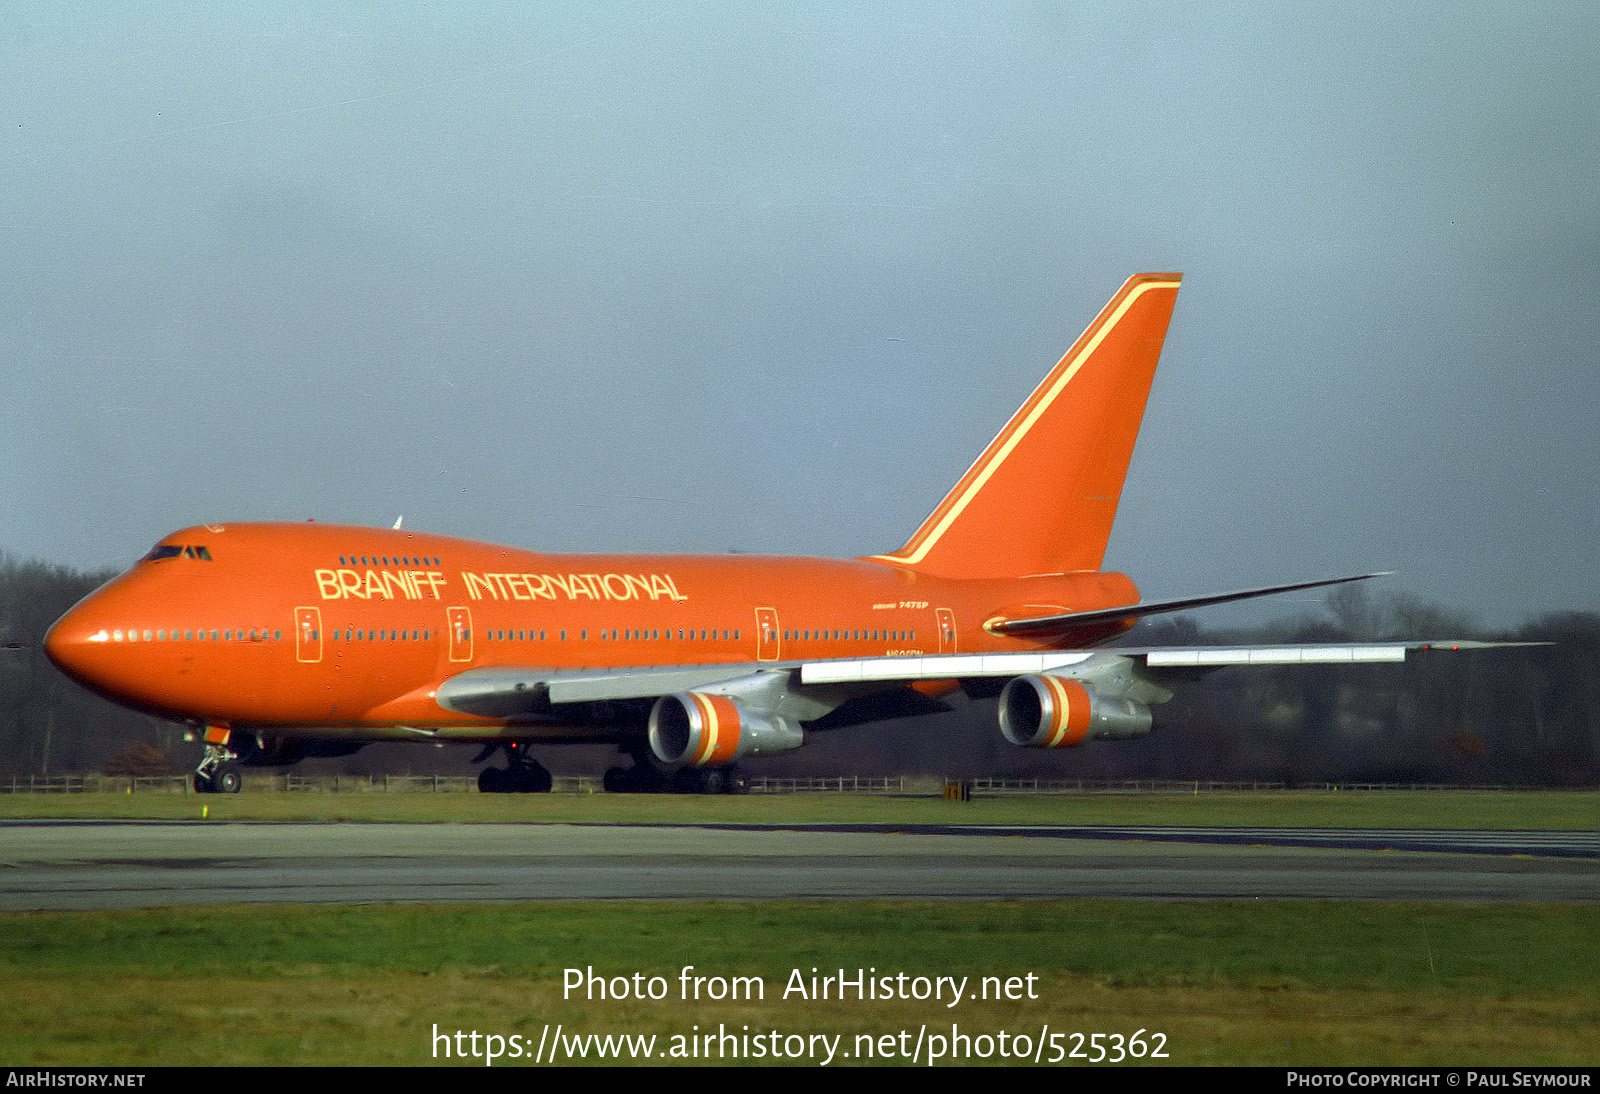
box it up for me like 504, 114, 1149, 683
3, 789, 1595, 1067
0, 786, 1595, 829
3, 901, 1596, 1067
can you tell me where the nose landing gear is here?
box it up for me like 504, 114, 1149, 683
194, 733, 242, 794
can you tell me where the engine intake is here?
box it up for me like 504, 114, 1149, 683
998, 674, 1151, 748
649, 691, 804, 767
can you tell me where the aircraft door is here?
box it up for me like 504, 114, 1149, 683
294, 607, 323, 663
447, 607, 474, 663
936, 607, 957, 653
755, 607, 780, 661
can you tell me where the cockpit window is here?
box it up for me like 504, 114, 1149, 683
142, 544, 213, 562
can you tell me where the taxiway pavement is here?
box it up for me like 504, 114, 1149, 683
2, 822, 1593, 910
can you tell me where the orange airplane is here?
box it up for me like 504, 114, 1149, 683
44, 273, 1483, 793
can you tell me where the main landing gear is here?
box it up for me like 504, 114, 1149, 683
474, 741, 553, 793
602, 762, 747, 794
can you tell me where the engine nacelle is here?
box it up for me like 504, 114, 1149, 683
998, 674, 1152, 748
648, 691, 805, 767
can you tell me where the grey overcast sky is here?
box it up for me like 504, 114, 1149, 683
3, 2, 1596, 630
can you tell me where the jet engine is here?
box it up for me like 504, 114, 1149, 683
648, 691, 804, 767
998, 674, 1152, 748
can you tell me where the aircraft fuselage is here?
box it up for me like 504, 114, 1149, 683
46, 521, 1139, 738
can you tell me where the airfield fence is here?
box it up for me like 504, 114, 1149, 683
0, 773, 1550, 795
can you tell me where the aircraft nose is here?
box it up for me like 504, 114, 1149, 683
44, 599, 114, 689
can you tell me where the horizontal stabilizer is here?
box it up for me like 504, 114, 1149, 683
989, 573, 1391, 636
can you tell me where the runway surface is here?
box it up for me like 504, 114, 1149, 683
1, 821, 1593, 910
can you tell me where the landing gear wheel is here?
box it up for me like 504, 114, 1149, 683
193, 741, 239, 795
478, 756, 553, 794
604, 760, 738, 793
516, 766, 553, 793
603, 765, 662, 793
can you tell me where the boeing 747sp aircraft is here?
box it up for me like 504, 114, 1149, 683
45, 274, 1492, 793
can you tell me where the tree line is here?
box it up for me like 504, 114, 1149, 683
1, 555, 1594, 785
0, 555, 188, 777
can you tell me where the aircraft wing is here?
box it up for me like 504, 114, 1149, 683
805, 640, 1544, 679
435, 640, 1533, 717
432, 639, 1543, 766
800, 640, 1544, 682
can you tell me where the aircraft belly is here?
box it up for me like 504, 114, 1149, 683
233, 721, 618, 744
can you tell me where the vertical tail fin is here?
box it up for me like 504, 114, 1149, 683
868, 272, 1181, 579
